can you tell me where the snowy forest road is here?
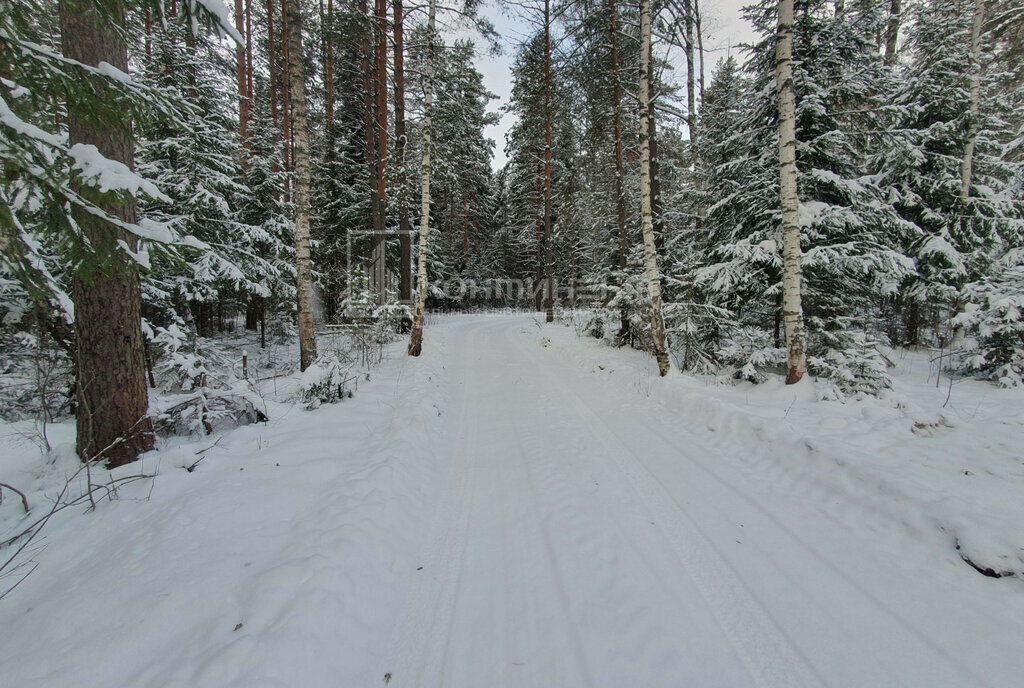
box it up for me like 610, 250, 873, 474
386, 314, 1020, 688
3, 314, 1022, 688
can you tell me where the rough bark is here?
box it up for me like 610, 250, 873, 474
60, 0, 154, 466
323, 0, 334, 129
359, 0, 382, 301
694, 0, 705, 102
639, 0, 670, 376
373, 0, 388, 303
884, 0, 901, 65
776, 0, 806, 384
534, 162, 544, 312
543, 0, 554, 322
280, 0, 291, 180
394, 0, 413, 303
284, 0, 317, 370
609, 0, 629, 337
245, 0, 253, 111
235, 0, 249, 142
408, 0, 435, 356
267, 0, 278, 127
684, 1, 697, 162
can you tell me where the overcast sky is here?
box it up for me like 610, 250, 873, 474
471, 0, 760, 169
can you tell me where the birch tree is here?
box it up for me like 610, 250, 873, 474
408, 0, 435, 356
284, 0, 317, 370
639, 0, 670, 376
775, 0, 806, 383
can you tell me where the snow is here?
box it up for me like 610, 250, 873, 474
68, 144, 170, 203
2, 314, 1024, 687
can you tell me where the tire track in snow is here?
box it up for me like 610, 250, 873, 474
518, 321, 995, 688
557, 328, 997, 687
505, 323, 825, 688
387, 318, 491, 687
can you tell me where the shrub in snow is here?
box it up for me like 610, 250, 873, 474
0, 278, 74, 424
150, 322, 265, 434
955, 254, 1024, 387
373, 302, 412, 342
806, 326, 894, 400
716, 327, 786, 384
299, 352, 357, 408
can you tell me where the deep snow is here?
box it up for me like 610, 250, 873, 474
1, 313, 1023, 687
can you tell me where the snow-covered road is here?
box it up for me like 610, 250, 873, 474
388, 315, 1023, 688
2, 314, 1022, 687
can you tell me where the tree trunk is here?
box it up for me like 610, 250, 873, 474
60, 0, 154, 466
245, 0, 253, 112
267, 0, 278, 128
321, 0, 335, 146
639, 0, 670, 376
235, 0, 249, 142
776, 0, 806, 384
359, 0, 382, 300
543, 0, 555, 322
394, 0, 413, 303
952, 0, 986, 350
280, 0, 291, 184
684, 1, 697, 163
609, 0, 629, 338
960, 0, 985, 203
647, 35, 664, 252
284, 0, 317, 370
884, 0, 901, 65
374, 0, 388, 304
408, 0, 435, 356
695, 0, 705, 102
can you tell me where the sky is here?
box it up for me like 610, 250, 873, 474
471, 0, 761, 169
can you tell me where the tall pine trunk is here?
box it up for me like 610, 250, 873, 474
373, 0, 388, 303
394, 0, 412, 304
267, 0, 278, 128
284, 0, 317, 370
280, 0, 291, 176
60, 0, 154, 466
235, 0, 249, 143
609, 0, 630, 338
543, 0, 554, 322
408, 0, 435, 356
776, 0, 806, 384
639, 0, 670, 376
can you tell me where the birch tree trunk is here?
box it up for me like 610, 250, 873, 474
776, 0, 806, 384
884, 0, 901, 66
408, 0, 435, 356
960, 0, 985, 203
60, 0, 155, 465
952, 0, 986, 350
640, 0, 670, 376
285, 0, 317, 370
